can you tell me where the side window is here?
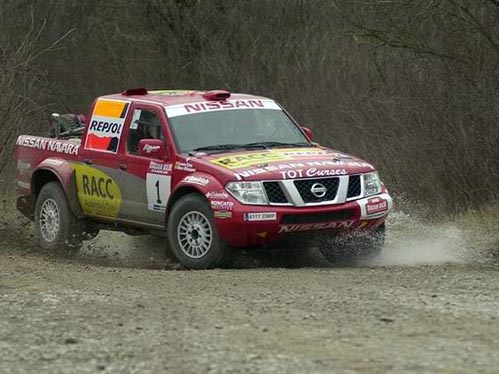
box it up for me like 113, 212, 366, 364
127, 109, 164, 155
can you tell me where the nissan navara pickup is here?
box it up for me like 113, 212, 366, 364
15, 88, 393, 268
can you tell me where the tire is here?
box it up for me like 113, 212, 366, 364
34, 182, 84, 251
319, 223, 385, 266
166, 194, 230, 269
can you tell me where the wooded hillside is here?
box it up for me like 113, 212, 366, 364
1, 0, 498, 214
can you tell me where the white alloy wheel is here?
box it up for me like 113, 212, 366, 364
35, 182, 84, 251
177, 211, 213, 258
167, 194, 231, 269
39, 198, 60, 242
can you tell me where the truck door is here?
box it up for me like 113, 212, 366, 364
115, 103, 174, 226
75, 98, 131, 220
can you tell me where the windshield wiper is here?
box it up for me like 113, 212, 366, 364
192, 143, 266, 152
192, 141, 311, 153
242, 141, 311, 148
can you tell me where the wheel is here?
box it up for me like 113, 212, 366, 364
166, 194, 230, 269
319, 223, 385, 266
34, 182, 84, 251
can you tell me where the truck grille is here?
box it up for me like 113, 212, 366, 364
293, 178, 339, 203
263, 174, 365, 206
347, 175, 361, 198
263, 182, 288, 204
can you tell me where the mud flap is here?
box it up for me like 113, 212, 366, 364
16, 195, 35, 220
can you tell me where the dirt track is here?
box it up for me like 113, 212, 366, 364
1, 211, 499, 373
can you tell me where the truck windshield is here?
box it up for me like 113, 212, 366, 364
167, 107, 310, 153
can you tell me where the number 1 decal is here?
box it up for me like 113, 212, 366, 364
155, 180, 162, 204
147, 173, 171, 213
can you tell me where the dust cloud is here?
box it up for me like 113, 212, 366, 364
78, 233, 171, 269
365, 211, 469, 266
76, 210, 495, 269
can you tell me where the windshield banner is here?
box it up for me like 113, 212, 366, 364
166, 99, 281, 118
211, 148, 334, 169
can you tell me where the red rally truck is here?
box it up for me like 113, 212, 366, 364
14, 88, 393, 269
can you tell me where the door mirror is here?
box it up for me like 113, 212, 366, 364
138, 139, 167, 159
301, 126, 313, 141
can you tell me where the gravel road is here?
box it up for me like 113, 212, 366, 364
1, 211, 499, 374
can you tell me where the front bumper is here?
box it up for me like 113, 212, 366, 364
214, 193, 393, 248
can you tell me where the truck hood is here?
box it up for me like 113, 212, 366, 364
191, 147, 376, 181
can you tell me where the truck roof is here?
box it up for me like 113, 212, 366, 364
100, 89, 270, 107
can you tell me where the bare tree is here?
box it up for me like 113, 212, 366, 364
1, 0, 497, 214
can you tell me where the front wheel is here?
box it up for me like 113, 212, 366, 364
166, 194, 230, 269
319, 224, 385, 266
34, 182, 84, 251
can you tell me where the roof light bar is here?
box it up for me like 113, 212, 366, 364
202, 90, 231, 101
122, 87, 148, 96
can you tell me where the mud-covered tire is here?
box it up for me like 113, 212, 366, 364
319, 224, 385, 266
34, 182, 84, 251
166, 194, 230, 269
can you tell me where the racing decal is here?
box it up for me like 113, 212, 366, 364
142, 144, 162, 154
149, 161, 172, 175
279, 149, 333, 157
206, 191, 229, 199
72, 163, 122, 217
234, 163, 308, 179
214, 211, 232, 219
17, 180, 30, 189
233, 160, 374, 180
174, 161, 195, 172
212, 151, 292, 169
146, 161, 172, 213
41, 159, 64, 167
211, 200, 234, 210
149, 90, 196, 96
352, 162, 374, 170
130, 109, 141, 130
184, 176, 209, 186
213, 149, 375, 172
146, 173, 171, 213
244, 212, 277, 222
16, 160, 31, 175
85, 99, 130, 153
357, 193, 393, 219
16, 135, 80, 156
279, 168, 347, 180
166, 99, 280, 118
366, 197, 388, 215
279, 220, 354, 233
207, 191, 234, 213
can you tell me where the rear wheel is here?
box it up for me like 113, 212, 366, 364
35, 182, 84, 251
319, 224, 385, 266
167, 194, 230, 269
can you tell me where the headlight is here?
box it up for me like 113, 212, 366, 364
363, 171, 381, 197
226, 181, 268, 205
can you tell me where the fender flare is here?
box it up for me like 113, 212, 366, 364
166, 173, 228, 219
31, 158, 83, 218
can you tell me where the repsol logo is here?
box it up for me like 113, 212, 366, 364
82, 175, 114, 199
89, 120, 122, 134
